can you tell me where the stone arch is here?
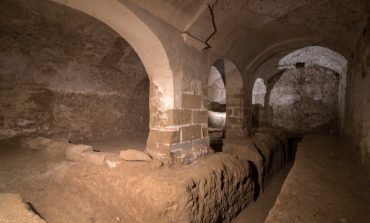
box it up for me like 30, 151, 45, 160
208, 66, 227, 129
251, 78, 267, 128
51, 0, 175, 160
244, 37, 321, 130
279, 46, 347, 75
246, 40, 348, 131
278, 46, 348, 128
209, 59, 245, 139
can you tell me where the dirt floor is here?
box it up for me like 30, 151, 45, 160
1, 134, 368, 222
0, 137, 128, 223
264, 134, 370, 223
0, 193, 45, 223
0, 136, 255, 223
232, 165, 292, 223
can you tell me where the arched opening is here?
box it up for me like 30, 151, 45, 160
51, 0, 176, 160
0, 0, 150, 152
268, 66, 340, 134
251, 46, 348, 135
208, 59, 244, 151
249, 46, 347, 136
278, 46, 347, 130
208, 65, 226, 151
252, 78, 267, 128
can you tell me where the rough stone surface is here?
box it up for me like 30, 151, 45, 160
119, 149, 152, 162
267, 66, 339, 133
0, 139, 256, 222
23, 137, 68, 158
345, 35, 370, 164
0, 0, 149, 142
182, 94, 202, 109
0, 193, 45, 223
23, 137, 109, 165
63, 153, 255, 223
265, 135, 370, 223
223, 130, 289, 192
279, 46, 347, 75
65, 144, 93, 161
0, 0, 369, 221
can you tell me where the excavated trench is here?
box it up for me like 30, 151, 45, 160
3, 131, 368, 223
0, 130, 301, 223
232, 135, 301, 223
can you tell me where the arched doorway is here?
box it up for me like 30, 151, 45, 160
278, 46, 348, 130
248, 45, 347, 135
50, 0, 176, 160
251, 78, 267, 128
208, 59, 245, 151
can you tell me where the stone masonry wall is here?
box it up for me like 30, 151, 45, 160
225, 66, 245, 137
147, 80, 211, 164
267, 66, 339, 133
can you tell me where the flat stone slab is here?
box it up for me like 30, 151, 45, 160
120, 149, 152, 161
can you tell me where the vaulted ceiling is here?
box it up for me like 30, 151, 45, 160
127, 0, 369, 73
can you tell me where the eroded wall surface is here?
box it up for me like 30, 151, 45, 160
345, 33, 370, 162
267, 66, 339, 133
0, 0, 149, 141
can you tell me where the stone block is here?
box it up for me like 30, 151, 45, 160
181, 124, 202, 142
167, 109, 192, 125
182, 93, 202, 109
147, 129, 180, 145
192, 110, 208, 124
192, 137, 210, 148
171, 145, 207, 165
169, 141, 192, 152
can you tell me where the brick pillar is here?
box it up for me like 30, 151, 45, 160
146, 82, 211, 165
169, 93, 211, 164
225, 90, 245, 138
